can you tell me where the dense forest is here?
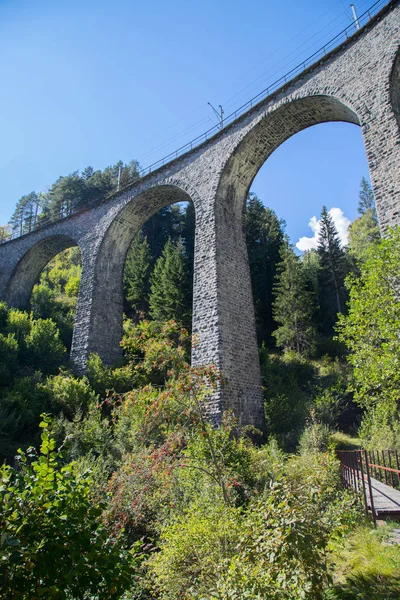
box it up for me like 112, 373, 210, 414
1, 167, 400, 599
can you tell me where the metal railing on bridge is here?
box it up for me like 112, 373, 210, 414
338, 449, 400, 527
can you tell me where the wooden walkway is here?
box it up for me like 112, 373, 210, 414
337, 450, 400, 524
364, 476, 400, 517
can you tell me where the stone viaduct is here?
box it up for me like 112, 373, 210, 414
1, 1, 400, 427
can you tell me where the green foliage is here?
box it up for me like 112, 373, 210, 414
317, 206, 347, 329
148, 452, 360, 600
149, 502, 242, 599
298, 418, 331, 455
273, 245, 316, 355
246, 193, 286, 345
357, 177, 376, 216
24, 318, 66, 373
41, 373, 98, 418
262, 350, 316, 450
347, 209, 380, 265
6, 308, 31, 347
124, 234, 152, 318
336, 228, 400, 447
149, 238, 191, 329
30, 282, 57, 319
326, 523, 400, 599
0, 333, 19, 386
86, 352, 137, 397
0, 415, 136, 599
329, 432, 360, 451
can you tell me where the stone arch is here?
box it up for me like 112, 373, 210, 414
217, 94, 361, 218
202, 94, 362, 426
4, 234, 79, 309
71, 184, 195, 369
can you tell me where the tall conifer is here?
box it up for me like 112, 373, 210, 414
124, 234, 152, 319
245, 193, 285, 345
273, 245, 316, 354
149, 238, 191, 329
317, 206, 346, 329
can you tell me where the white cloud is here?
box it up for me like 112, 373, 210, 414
296, 207, 351, 253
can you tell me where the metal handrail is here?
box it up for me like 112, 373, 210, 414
337, 448, 400, 527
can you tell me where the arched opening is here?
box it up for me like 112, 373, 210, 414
4, 234, 80, 311
73, 185, 196, 369
30, 247, 82, 352
3, 235, 82, 357
212, 93, 374, 439
123, 200, 195, 331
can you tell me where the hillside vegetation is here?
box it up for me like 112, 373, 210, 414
1, 174, 399, 599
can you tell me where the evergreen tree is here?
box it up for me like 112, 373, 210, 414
9, 192, 41, 236
124, 234, 152, 319
273, 245, 316, 355
358, 177, 376, 216
245, 193, 285, 346
149, 238, 191, 329
348, 178, 380, 265
143, 207, 176, 261
317, 206, 347, 329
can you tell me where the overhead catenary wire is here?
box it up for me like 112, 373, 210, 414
136, 0, 363, 163
137, 0, 388, 174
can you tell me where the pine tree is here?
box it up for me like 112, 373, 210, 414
358, 177, 376, 216
245, 193, 285, 345
149, 238, 191, 329
273, 245, 316, 355
317, 206, 346, 330
124, 234, 152, 319
348, 178, 380, 265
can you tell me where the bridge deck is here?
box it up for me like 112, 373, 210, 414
365, 477, 400, 516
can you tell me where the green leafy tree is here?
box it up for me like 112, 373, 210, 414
348, 210, 381, 265
25, 318, 66, 373
245, 193, 285, 345
0, 415, 136, 599
273, 245, 316, 355
149, 238, 191, 328
348, 178, 380, 264
336, 228, 400, 414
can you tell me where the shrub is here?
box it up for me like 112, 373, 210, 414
0, 415, 136, 599
298, 421, 331, 455
41, 373, 98, 418
30, 283, 57, 320
0, 333, 19, 386
25, 318, 66, 372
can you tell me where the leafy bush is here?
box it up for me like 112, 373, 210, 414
30, 283, 57, 319
262, 351, 316, 450
41, 373, 98, 418
0, 333, 19, 386
0, 416, 136, 599
298, 421, 331, 455
25, 318, 66, 372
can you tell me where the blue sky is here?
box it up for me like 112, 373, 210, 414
0, 0, 374, 247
